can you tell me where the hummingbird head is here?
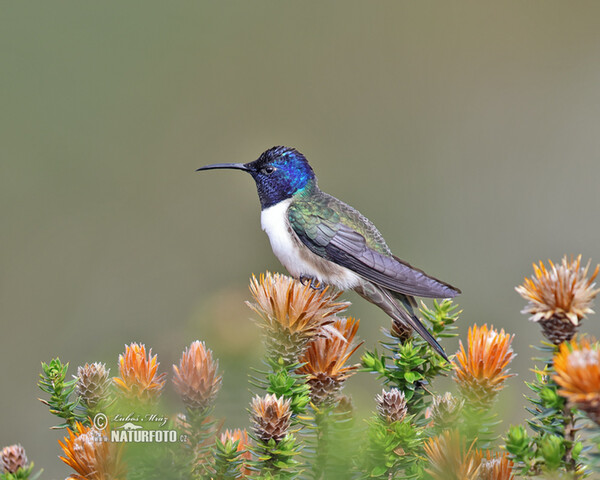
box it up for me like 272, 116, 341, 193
197, 146, 316, 209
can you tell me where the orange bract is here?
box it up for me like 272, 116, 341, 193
113, 343, 167, 403
553, 337, 600, 423
425, 431, 514, 480
424, 430, 481, 480
173, 340, 222, 411
516, 255, 600, 343
247, 272, 350, 364
59, 422, 126, 480
476, 451, 515, 480
297, 317, 362, 406
453, 324, 515, 407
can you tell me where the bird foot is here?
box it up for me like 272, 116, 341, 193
299, 275, 326, 292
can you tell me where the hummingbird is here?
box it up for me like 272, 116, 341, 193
196, 146, 460, 360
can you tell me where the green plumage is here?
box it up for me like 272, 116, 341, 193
289, 190, 392, 256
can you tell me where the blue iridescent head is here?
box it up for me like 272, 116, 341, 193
197, 146, 316, 209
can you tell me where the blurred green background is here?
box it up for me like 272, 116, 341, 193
2, 1, 600, 476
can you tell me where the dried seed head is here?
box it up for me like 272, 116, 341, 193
297, 317, 362, 406
247, 272, 350, 364
113, 343, 167, 404
59, 422, 126, 480
250, 394, 292, 444
389, 318, 413, 342
376, 388, 408, 423
0, 444, 28, 474
453, 324, 515, 409
553, 337, 600, 423
76, 362, 111, 412
516, 255, 600, 344
425, 430, 481, 480
173, 341, 222, 411
429, 392, 464, 429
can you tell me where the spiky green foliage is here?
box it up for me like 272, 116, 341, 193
362, 300, 459, 416
211, 436, 247, 480
361, 414, 424, 479
248, 434, 301, 480
263, 358, 311, 417
503, 344, 585, 477
0, 464, 42, 480
38, 358, 87, 429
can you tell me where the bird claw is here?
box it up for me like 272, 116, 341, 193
299, 275, 326, 292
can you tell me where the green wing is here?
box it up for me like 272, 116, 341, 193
288, 195, 460, 299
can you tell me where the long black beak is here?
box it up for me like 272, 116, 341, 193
196, 162, 249, 172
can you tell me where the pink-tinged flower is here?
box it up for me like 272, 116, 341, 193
0, 444, 29, 474
173, 340, 222, 411
250, 394, 292, 444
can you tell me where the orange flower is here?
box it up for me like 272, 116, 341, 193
453, 324, 515, 408
247, 272, 350, 364
59, 422, 126, 480
553, 337, 600, 423
297, 317, 362, 406
425, 431, 514, 480
113, 343, 167, 403
220, 429, 252, 477
476, 451, 515, 480
424, 430, 481, 480
250, 394, 292, 443
516, 255, 600, 344
173, 341, 222, 411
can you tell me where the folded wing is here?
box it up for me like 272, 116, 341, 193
288, 204, 460, 299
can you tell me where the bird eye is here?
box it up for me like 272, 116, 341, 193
262, 166, 275, 175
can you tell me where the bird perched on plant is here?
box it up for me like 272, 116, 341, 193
196, 146, 460, 360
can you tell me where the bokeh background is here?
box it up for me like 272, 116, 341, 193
2, 1, 600, 476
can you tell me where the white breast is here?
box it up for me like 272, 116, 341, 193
260, 199, 362, 290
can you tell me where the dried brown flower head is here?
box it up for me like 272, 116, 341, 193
220, 429, 252, 477
476, 451, 515, 480
76, 362, 111, 412
516, 255, 600, 344
250, 394, 292, 444
247, 272, 350, 364
429, 392, 464, 429
554, 337, 600, 423
389, 317, 413, 342
453, 324, 515, 408
297, 317, 362, 406
59, 422, 126, 480
333, 394, 355, 421
113, 343, 167, 404
424, 430, 481, 480
376, 388, 408, 423
173, 341, 222, 411
1, 444, 28, 474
